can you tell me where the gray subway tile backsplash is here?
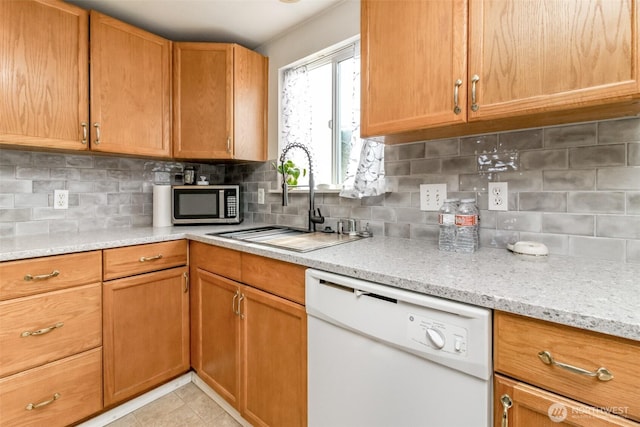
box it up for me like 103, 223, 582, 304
2, 116, 639, 263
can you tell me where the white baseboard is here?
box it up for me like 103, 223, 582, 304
77, 373, 193, 427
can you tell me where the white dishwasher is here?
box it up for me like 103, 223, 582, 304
306, 269, 492, 427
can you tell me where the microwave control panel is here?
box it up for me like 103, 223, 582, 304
225, 190, 237, 218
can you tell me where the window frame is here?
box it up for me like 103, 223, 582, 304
277, 38, 360, 189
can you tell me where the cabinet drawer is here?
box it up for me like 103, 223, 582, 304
495, 311, 640, 421
0, 251, 101, 301
0, 283, 102, 378
241, 253, 306, 305
190, 241, 242, 281
0, 348, 103, 427
103, 240, 187, 280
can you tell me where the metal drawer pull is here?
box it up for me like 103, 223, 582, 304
24, 270, 60, 281
139, 254, 163, 262
538, 350, 613, 381
453, 79, 462, 114
25, 393, 61, 411
470, 74, 480, 112
500, 394, 512, 427
21, 322, 64, 338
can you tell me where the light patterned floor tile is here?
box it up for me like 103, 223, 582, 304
106, 383, 243, 427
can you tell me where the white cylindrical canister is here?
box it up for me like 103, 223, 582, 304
153, 184, 172, 227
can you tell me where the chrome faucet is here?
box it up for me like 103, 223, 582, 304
279, 142, 325, 232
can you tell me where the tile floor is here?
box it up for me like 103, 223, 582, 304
106, 383, 242, 427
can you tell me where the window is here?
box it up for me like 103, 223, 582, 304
279, 40, 360, 188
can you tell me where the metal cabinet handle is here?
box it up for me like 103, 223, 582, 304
93, 123, 101, 144
21, 322, 64, 338
232, 290, 240, 315
453, 79, 463, 114
538, 350, 613, 381
24, 270, 59, 281
183, 272, 189, 293
470, 74, 480, 112
139, 254, 163, 262
500, 394, 513, 427
226, 137, 231, 153
238, 293, 245, 319
25, 393, 61, 411
81, 122, 88, 144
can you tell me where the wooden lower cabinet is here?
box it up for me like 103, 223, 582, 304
103, 266, 190, 407
495, 374, 638, 426
241, 284, 307, 427
0, 348, 102, 427
192, 265, 307, 427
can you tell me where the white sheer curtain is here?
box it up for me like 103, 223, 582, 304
339, 57, 385, 199
280, 66, 312, 184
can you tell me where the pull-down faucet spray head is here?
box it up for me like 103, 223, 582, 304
279, 143, 324, 231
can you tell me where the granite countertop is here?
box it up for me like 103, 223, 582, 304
1, 224, 639, 342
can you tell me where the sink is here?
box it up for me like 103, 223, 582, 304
209, 226, 364, 252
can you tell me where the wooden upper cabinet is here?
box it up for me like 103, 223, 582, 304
0, 0, 89, 150
173, 43, 268, 161
468, 0, 640, 121
362, 0, 640, 141
361, 0, 468, 137
90, 11, 172, 158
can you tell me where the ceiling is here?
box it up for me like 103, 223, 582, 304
66, 0, 344, 49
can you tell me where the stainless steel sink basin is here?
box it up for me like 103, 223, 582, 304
209, 226, 364, 252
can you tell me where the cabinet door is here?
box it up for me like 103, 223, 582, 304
469, 0, 640, 121
233, 45, 268, 161
103, 266, 189, 406
191, 268, 241, 408
495, 375, 638, 426
361, 0, 468, 137
173, 43, 234, 159
90, 11, 171, 158
0, 0, 89, 150
241, 285, 307, 427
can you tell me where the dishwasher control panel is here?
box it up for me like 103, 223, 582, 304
407, 313, 468, 356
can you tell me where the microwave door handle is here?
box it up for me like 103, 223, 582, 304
220, 190, 225, 219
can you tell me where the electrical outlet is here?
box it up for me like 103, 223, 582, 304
488, 182, 508, 211
54, 189, 69, 210
419, 184, 447, 211
257, 188, 265, 205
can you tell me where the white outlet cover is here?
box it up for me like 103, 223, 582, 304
419, 184, 447, 211
54, 189, 69, 210
488, 182, 508, 211
257, 188, 265, 205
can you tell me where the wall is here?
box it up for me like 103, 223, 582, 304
0, 149, 223, 237
232, 116, 640, 264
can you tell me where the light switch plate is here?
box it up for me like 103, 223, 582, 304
419, 184, 447, 211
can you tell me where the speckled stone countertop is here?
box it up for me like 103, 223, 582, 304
2, 224, 639, 341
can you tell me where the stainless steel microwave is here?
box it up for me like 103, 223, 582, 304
171, 185, 242, 224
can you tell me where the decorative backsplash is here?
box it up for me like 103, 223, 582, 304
1, 116, 638, 262
0, 150, 223, 236
233, 116, 640, 263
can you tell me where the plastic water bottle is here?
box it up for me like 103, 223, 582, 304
455, 199, 479, 253
438, 199, 457, 252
